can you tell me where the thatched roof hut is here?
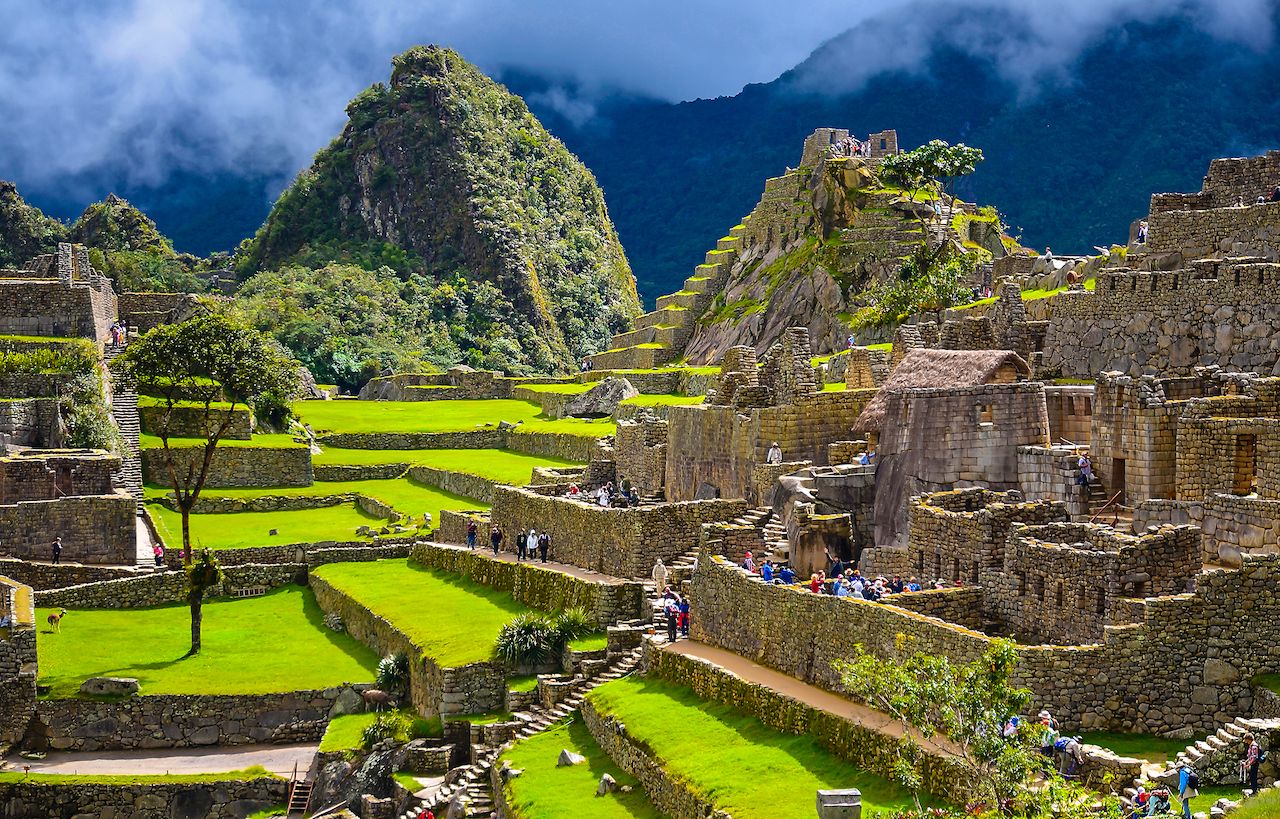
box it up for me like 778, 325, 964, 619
852, 348, 1031, 433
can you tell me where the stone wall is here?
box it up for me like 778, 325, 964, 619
117, 290, 203, 333
487, 486, 746, 577
0, 559, 136, 591
0, 245, 116, 342
1043, 385, 1093, 445
36, 564, 303, 609
1041, 261, 1280, 378
1150, 151, 1280, 211
142, 444, 313, 488
1089, 373, 1182, 504
410, 543, 645, 626
407, 465, 499, 504
139, 403, 253, 440
313, 462, 408, 481
309, 573, 505, 717
1148, 201, 1280, 260
689, 550, 1280, 734
0, 372, 82, 400
1137, 494, 1280, 567
873, 382, 1050, 549
0, 397, 60, 448
664, 390, 874, 504
0, 776, 287, 819
0, 494, 136, 565
437, 509, 489, 547
886, 586, 985, 631
315, 427, 600, 462
1176, 413, 1280, 501
1017, 445, 1090, 516
642, 640, 970, 803
0, 627, 36, 755
613, 416, 668, 496
0, 450, 118, 502
36, 688, 343, 751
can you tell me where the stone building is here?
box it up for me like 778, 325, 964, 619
0, 243, 117, 343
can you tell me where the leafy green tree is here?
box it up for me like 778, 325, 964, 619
880, 139, 985, 280
835, 639, 1118, 817
112, 314, 300, 563
185, 548, 224, 656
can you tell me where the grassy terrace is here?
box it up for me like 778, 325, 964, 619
319, 710, 441, 753
952, 277, 1099, 311
312, 446, 582, 482
0, 767, 280, 785
517, 382, 592, 395
36, 587, 378, 699
139, 432, 306, 449
310, 559, 597, 667
500, 717, 660, 818
586, 677, 925, 818
1079, 731, 1191, 765
618, 394, 706, 407
145, 476, 487, 548
293, 399, 614, 437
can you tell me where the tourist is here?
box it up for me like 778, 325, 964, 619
834, 576, 849, 598
516, 529, 528, 561
1077, 452, 1094, 485
1257, 194, 1267, 204
1270, 185, 1280, 203
1037, 711, 1059, 760
153, 543, 164, 567
1242, 732, 1261, 794
858, 452, 873, 465
651, 558, 668, 590
566, 483, 580, 499
1137, 221, 1149, 244
778, 564, 795, 585
766, 441, 783, 465
741, 551, 755, 573
466, 520, 478, 549
1236, 194, 1246, 207
628, 486, 640, 506
422, 511, 432, 531
1132, 785, 1150, 814
906, 576, 921, 592
828, 551, 843, 577
596, 484, 610, 507
809, 572, 822, 593
1146, 786, 1172, 815
890, 575, 904, 594
489, 526, 503, 556
665, 597, 680, 642
678, 596, 690, 636
847, 334, 856, 350
1177, 762, 1198, 818
760, 559, 774, 583
1043, 246, 1053, 262
849, 572, 865, 597
620, 476, 632, 496
538, 532, 550, 563
51, 536, 61, 565
1002, 715, 1021, 740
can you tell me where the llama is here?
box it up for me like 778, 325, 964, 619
362, 689, 395, 712
46, 608, 67, 632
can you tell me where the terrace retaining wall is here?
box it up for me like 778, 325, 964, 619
0, 494, 136, 565
142, 445, 312, 488
0, 776, 288, 819
35, 688, 345, 751
0, 559, 136, 591
411, 543, 645, 626
407, 465, 500, 505
35, 564, 303, 609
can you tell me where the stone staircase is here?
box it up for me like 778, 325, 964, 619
103, 342, 143, 506
1122, 717, 1280, 810
1083, 477, 1132, 526
586, 224, 744, 370
397, 647, 644, 819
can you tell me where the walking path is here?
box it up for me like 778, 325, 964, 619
661, 639, 957, 755
5, 742, 318, 777
432, 542, 633, 585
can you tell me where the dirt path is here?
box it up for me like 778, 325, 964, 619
433, 542, 632, 584
6, 742, 318, 777
662, 639, 957, 754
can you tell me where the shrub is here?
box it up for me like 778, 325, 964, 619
495, 608, 597, 666
361, 712, 413, 748
376, 652, 410, 694
0, 343, 97, 376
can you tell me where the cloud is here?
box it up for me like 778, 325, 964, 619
0, 0, 1271, 197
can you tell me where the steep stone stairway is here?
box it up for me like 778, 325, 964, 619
103, 342, 143, 506
397, 646, 644, 819
586, 223, 744, 370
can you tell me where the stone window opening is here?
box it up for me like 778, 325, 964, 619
976, 403, 995, 424
1034, 575, 1045, 602
951, 557, 960, 582
1055, 581, 1064, 608
1016, 570, 1026, 596
916, 550, 925, 574
1096, 588, 1106, 615
971, 559, 980, 584
1233, 434, 1258, 495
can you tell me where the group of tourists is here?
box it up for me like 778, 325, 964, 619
109, 319, 128, 346
658, 585, 690, 642
464, 521, 552, 563
565, 477, 640, 507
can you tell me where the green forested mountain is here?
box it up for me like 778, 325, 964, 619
235, 45, 640, 379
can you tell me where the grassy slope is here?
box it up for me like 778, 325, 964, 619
319, 710, 441, 752
293, 399, 614, 437
586, 676, 924, 817
500, 716, 661, 819
36, 586, 378, 698
1227, 788, 1280, 818
146, 502, 384, 550
311, 447, 582, 483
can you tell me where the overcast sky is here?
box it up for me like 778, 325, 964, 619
0, 0, 1272, 191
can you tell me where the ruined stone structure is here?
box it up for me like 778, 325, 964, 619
0, 575, 36, 755
0, 243, 117, 342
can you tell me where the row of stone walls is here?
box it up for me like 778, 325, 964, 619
505, 430, 599, 462
1135, 494, 1280, 567
35, 689, 342, 751
0, 279, 112, 340
407, 465, 500, 504
0, 776, 287, 819
488, 486, 747, 577
0, 372, 80, 399
1043, 384, 1093, 444
690, 550, 1280, 734
36, 564, 304, 609
313, 462, 408, 481
317, 430, 505, 450
309, 573, 505, 717
142, 444, 313, 488
1149, 151, 1280, 211
0, 494, 136, 565
1148, 200, 1280, 260
0, 451, 119, 502
139, 403, 253, 440
0, 559, 137, 591
410, 543, 645, 626
642, 641, 970, 803
1089, 375, 1180, 504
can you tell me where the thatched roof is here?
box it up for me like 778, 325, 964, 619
852, 348, 1031, 433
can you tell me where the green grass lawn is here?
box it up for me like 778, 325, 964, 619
602, 365, 720, 376
319, 710, 441, 753
500, 716, 661, 819
312, 447, 582, 484
1080, 732, 1191, 764
518, 382, 593, 395
36, 586, 378, 699
139, 432, 306, 449
821, 382, 847, 392
1229, 787, 1280, 818
617, 394, 706, 407
310, 560, 599, 668
146, 501, 385, 550
293, 399, 614, 437
586, 676, 926, 818
1254, 673, 1280, 694
0, 766, 279, 784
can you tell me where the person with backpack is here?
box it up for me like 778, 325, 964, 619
466, 520, 477, 549
489, 525, 503, 556
515, 529, 528, 561
1242, 733, 1261, 794
1145, 786, 1172, 815
537, 532, 550, 563
1177, 763, 1198, 818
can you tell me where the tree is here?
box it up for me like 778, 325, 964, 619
185, 549, 224, 656
114, 314, 300, 563
879, 139, 984, 281
834, 639, 1119, 817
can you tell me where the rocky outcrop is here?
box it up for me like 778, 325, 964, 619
565, 377, 638, 418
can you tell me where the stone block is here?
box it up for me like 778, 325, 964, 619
79, 677, 139, 697
816, 789, 862, 818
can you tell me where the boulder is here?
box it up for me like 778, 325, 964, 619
565, 377, 639, 418
556, 749, 586, 767
596, 773, 618, 796
79, 677, 139, 697
329, 686, 366, 718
